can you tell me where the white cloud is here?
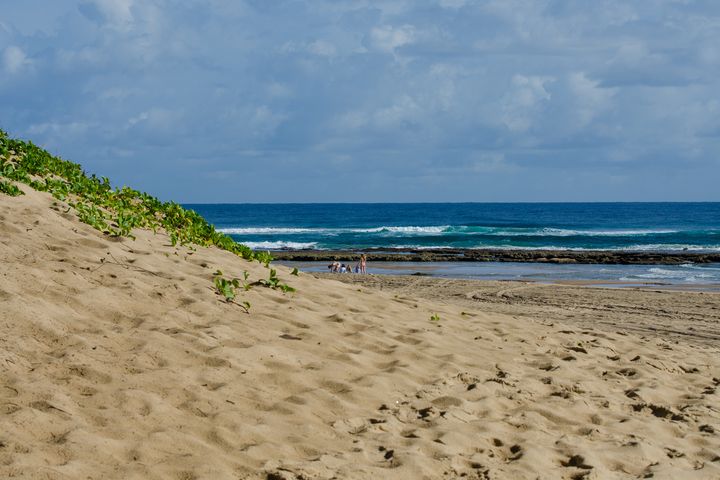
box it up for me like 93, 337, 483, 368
126, 108, 183, 135
282, 39, 337, 57
470, 153, 516, 173
250, 106, 288, 138
307, 40, 337, 57
438, 0, 467, 9
2, 46, 31, 74
1, 0, 719, 201
370, 25, 415, 53
27, 121, 90, 137
336, 111, 369, 131
613, 42, 649, 64
501, 75, 554, 132
568, 72, 615, 127
373, 95, 422, 128
267, 82, 292, 98
96, 86, 138, 101
79, 0, 134, 26
428, 64, 460, 111
55, 47, 103, 70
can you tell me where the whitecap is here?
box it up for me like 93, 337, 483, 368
219, 227, 325, 234
353, 226, 450, 234
243, 241, 318, 250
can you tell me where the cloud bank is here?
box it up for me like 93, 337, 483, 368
1, 0, 719, 201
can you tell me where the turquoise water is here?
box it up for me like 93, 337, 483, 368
187, 202, 720, 252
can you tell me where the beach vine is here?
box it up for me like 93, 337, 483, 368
256, 268, 296, 293
213, 270, 252, 312
0, 129, 269, 264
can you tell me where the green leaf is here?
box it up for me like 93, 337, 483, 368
279, 284, 296, 293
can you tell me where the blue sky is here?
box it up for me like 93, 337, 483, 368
1, 0, 719, 202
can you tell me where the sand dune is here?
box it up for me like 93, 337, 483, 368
1, 187, 719, 479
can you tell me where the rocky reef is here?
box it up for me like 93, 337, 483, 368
271, 247, 720, 265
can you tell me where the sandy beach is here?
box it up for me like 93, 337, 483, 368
2, 187, 720, 479
312, 273, 720, 347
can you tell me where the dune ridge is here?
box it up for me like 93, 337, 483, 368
1, 187, 719, 479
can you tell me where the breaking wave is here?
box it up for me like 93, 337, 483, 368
221, 225, 688, 237
242, 241, 317, 250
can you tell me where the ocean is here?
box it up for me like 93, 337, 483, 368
187, 202, 720, 253
187, 202, 720, 286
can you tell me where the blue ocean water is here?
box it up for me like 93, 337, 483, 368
186, 203, 720, 253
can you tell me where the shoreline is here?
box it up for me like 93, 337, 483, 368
270, 247, 720, 264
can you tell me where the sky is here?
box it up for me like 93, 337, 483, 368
1, 0, 719, 203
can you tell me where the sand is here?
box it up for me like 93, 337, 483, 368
1, 187, 719, 479
316, 274, 720, 347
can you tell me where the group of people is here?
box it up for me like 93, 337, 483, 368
328, 254, 367, 274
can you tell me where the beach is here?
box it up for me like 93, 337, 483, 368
312, 273, 720, 347
1, 187, 719, 479
4, 0, 720, 477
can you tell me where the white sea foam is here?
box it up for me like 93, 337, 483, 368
243, 241, 318, 250
384, 245, 606, 251
375, 245, 456, 250
619, 244, 720, 252
468, 245, 602, 251
371, 226, 680, 236
219, 225, 684, 237
218, 227, 321, 234
620, 267, 716, 283
495, 228, 678, 237
220, 225, 451, 235
362, 226, 449, 234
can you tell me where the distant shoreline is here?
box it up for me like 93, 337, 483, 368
270, 247, 720, 265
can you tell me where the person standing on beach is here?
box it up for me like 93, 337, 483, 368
360, 254, 367, 274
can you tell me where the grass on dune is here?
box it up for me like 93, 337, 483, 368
0, 129, 271, 266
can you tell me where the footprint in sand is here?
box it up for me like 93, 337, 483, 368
560, 454, 594, 479
320, 380, 353, 395
377, 446, 400, 468
631, 403, 686, 422
488, 438, 524, 462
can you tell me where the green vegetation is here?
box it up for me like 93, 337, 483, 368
213, 270, 251, 312
213, 270, 239, 301
241, 270, 253, 291
254, 250, 273, 268
0, 129, 298, 307
0, 179, 23, 196
257, 268, 296, 293
212, 266, 295, 311
0, 129, 266, 263
430, 313, 441, 322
